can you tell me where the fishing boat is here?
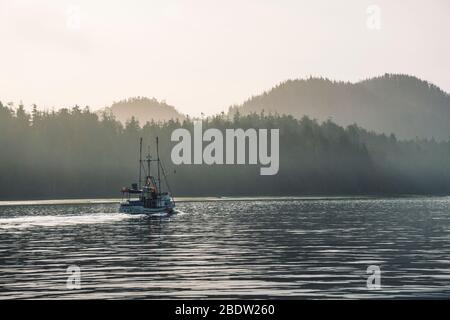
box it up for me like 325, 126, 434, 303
119, 137, 176, 215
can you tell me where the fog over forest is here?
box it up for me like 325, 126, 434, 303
1, 98, 450, 200
229, 74, 450, 141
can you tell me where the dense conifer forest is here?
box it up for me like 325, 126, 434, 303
1, 101, 449, 199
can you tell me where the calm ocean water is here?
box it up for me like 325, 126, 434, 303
1, 197, 450, 299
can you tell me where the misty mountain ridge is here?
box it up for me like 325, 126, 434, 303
92, 74, 450, 140
228, 74, 450, 140
98, 96, 185, 124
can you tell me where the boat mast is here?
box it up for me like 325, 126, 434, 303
139, 137, 143, 190
156, 136, 161, 193
147, 145, 151, 183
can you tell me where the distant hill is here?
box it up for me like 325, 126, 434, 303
99, 97, 185, 124
229, 74, 450, 140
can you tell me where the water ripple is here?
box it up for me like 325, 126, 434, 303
1, 197, 450, 298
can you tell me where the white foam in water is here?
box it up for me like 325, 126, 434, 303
0, 213, 135, 230
0, 199, 121, 206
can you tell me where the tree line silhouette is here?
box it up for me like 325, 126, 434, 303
1, 101, 450, 200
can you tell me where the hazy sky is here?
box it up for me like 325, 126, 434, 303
1, 0, 449, 116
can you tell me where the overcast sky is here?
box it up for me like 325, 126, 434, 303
1, 0, 449, 116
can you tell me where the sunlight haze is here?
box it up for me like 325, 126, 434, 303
1, 0, 449, 116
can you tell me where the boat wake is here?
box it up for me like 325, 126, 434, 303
172, 209, 187, 215
0, 213, 136, 230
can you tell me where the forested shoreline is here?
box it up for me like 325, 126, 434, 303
1, 101, 450, 200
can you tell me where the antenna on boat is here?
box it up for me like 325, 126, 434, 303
156, 136, 161, 193
139, 137, 143, 190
